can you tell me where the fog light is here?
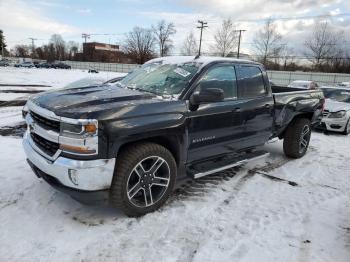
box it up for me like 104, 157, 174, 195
68, 169, 78, 185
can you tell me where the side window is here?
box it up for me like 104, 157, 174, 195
196, 65, 237, 99
236, 66, 267, 98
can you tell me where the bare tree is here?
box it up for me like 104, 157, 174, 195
253, 18, 284, 64
152, 20, 176, 57
124, 27, 156, 64
280, 46, 295, 70
13, 45, 30, 57
50, 34, 66, 60
304, 21, 344, 69
180, 32, 197, 56
66, 41, 79, 60
212, 19, 238, 57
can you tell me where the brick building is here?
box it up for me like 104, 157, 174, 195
75, 42, 130, 63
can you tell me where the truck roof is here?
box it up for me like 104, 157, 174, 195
146, 56, 261, 67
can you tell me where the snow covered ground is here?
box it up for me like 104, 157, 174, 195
0, 67, 124, 89
0, 68, 350, 262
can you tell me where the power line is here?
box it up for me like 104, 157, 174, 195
205, 12, 350, 24
197, 20, 208, 56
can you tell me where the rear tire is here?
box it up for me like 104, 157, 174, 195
110, 142, 177, 217
283, 118, 311, 159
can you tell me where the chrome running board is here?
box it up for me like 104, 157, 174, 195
193, 152, 270, 179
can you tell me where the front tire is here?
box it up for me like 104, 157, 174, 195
110, 142, 177, 217
283, 118, 311, 159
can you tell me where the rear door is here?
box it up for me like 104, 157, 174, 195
234, 65, 274, 147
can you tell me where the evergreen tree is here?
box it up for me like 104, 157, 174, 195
0, 30, 7, 57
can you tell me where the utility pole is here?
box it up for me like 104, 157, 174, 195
29, 37, 38, 59
82, 33, 90, 43
197, 20, 208, 57
235, 30, 246, 59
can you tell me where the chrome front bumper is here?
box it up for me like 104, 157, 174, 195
23, 131, 116, 191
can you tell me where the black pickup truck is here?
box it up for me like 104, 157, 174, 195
22, 56, 324, 216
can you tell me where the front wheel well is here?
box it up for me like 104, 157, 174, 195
117, 136, 181, 166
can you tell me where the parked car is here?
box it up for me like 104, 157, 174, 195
317, 87, 350, 134
36, 62, 53, 68
22, 56, 324, 216
0, 60, 10, 67
337, 82, 350, 88
288, 80, 319, 90
52, 62, 71, 69
14, 61, 35, 68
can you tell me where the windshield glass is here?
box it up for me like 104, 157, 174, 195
322, 88, 350, 103
117, 62, 200, 96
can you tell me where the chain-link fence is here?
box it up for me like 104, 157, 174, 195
61, 61, 139, 73
267, 70, 350, 86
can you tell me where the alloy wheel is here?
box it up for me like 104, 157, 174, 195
126, 156, 170, 208
299, 125, 311, 153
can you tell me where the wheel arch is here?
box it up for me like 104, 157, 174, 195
115, 135, 183, 167
278, 112, 314, 139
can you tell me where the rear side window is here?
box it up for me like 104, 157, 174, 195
236, 66, 266, 98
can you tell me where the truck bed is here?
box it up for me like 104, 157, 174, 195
271, 85, 324, 137
271, 85, 306, 93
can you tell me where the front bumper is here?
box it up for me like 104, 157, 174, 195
319, 117, 348, 132
23, 131, 116, 201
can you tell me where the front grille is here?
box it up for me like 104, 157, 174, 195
30, 111, 60, 132
31, 133, 59, 157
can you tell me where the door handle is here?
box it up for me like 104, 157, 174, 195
233, 107, 241, 113
264, 104, 271, 109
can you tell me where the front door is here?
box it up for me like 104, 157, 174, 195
187, 63, 244, 163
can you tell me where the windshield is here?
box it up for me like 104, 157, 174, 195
322, 88, 350, 103
117, 62, 200, 96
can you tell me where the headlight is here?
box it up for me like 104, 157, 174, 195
328, 110, 347, 118
60, 122, 97, 137
59, 120, 98, 155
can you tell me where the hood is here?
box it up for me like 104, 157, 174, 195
30, 85, 162, 119
325, 98, 350, 112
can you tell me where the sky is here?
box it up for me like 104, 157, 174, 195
0, 0, 350, 55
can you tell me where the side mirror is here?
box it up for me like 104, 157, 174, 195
190, 87, 224, 105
